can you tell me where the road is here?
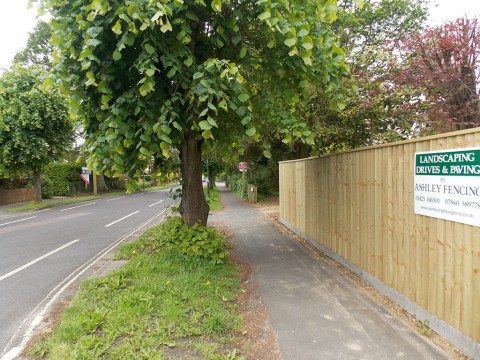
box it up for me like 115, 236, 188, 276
0, 190, 176, 359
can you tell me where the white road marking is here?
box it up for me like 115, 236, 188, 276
106, 196, 125, 202
105, 211, 140, 228
0, 216, 37, 227
59, 202, 96, 212
148, 199, 165, 207
1, 205, 176, 359
0, 240, 80, 282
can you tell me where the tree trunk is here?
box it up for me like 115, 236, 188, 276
96, 173, 107, 192
208, 173, 214, 190
33, 170, 42, 203
179, 129, 209, 227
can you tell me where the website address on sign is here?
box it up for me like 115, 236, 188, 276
420, 206, 474, 218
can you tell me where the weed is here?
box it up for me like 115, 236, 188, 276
419, 319, 430, 336
29, 225, 241, 359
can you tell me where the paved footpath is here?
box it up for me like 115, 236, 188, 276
210, 187, 449, 360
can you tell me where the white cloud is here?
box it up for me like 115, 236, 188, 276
0, 0, 39, 70
427, 0, 480, 26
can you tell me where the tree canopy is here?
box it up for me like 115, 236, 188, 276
0, 65, 74, 201
393, 17, 480, 131
14, 20, 54, 70
37, 0, 349, 226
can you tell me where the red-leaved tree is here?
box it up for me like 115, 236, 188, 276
394, 17, 480, 130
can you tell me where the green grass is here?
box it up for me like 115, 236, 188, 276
205, 187, 223, 211
6, 183, 180, 213
29, 223, 244, 360
6, 196, 99, 212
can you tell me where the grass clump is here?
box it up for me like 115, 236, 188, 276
205, 187, 222, 211
30, 218, 243, 359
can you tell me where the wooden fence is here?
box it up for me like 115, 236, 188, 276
279, 128, 480, 357
0, 188, 34, 206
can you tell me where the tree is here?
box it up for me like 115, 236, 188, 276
393, 17, 480, 130
14, 21, 54, 70
37, 0, 349, 226
305, 0, 430, 154
0, 65, 74, 201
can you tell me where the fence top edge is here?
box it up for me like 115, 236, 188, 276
279, 127, 480, 164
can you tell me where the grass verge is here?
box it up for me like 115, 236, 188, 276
6, 183, 180, 213
6, 196, 98, 213
205, 187, 223, 211
29, 222, 244, 360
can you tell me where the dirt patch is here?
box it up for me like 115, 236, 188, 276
230, 253, 282, 360
253, 198, 471, 360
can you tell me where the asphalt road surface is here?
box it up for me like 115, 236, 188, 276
0, 190, 176, 359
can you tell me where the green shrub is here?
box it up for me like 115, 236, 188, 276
118, 216, 227, 265
41, 175, 55, 199
229, 172, 247, 199
44, 163, 82, 196
160, 216, 227, 265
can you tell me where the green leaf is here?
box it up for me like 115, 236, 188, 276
173, 121, 183, 130
145, 68, 155, 77
202, 129, 214, 139
246, 127, 256, 137
259, 11, 271, 20
238, 93, 249, 102
211, 0, 222, 12
184, 57, 193, 67
160, 19, 172, 33
263, 149, 272, 158
193, 72, 203, 80
86, 38, 102, 47
145, 44, 155, 54
186, 11, 199, 21
284, 38, 296, 47
160, 142, 171, 158
302, 56, 312, 66
301, 35, 313, 50
239, 47, 247, 58
139, 147, 152, 156
199, 120, 212, 130
207, 116, 218, 127
232, 35, 241, 45
113, 50, 122, 61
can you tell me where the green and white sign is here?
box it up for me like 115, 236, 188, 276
414, 148, 480, 227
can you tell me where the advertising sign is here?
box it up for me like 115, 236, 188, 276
414, 148, 480, 227
81, 167, 92, 185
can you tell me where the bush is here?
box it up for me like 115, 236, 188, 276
41, 175, 55, 199
118, 216, 227, 265
44, 163, 82, 196
229, 172, 247, 199
160, 216, 227, 265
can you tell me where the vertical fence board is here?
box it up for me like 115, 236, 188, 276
279, 128, 480, 347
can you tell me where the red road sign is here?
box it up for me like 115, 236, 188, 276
237, 162, 248, 171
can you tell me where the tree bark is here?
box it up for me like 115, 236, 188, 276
179, 129, 209, 227
33, 170, 42, 203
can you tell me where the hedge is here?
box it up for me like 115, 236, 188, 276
44, 163, 82, 196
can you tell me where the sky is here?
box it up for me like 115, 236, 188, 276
0, 0, 479, 70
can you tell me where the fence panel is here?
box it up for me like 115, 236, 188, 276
279, 128, 480, 357
0, 188, 34, 205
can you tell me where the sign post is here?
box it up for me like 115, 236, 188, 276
414, 148, 480, 227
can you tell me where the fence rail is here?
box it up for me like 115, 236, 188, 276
279, 128, 480, 357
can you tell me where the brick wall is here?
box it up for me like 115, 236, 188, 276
0, 188, 35, 206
